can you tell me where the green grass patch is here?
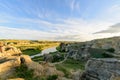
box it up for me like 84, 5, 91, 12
55, 59, 85, 78
32, 56, 44, 62
62, 59, 85, 70
22, 48, 41, 56
55, 64, 70, 78
89, 48, 106, 58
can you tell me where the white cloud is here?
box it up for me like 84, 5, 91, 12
0, 17, 114, 41
94, 23, 120, 34
97, 4, 120, 23
108, 5, 120, 13
0, 26, 58, 40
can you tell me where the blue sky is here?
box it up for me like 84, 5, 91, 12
0, 0, 120, 41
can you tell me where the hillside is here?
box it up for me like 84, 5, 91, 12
1, 37, 120, 80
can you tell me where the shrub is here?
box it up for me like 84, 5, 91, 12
102, 52, 114, 58
56, 46, 61, 52
15, 64, 35, 80
106, 48, 115, 53
47, 75, 58, 80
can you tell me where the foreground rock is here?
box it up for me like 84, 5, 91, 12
0, 55, 64, 80
80, 58, 120, 80
0, 45, 64, 80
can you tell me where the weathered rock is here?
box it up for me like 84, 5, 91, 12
43, 54, 53, 62
27, 62, 64, 78
0, 45, 22, 57
66, 44, 91, 61
59, 43, 67, 52
90, 37, 120, 54
72, 70, 82, 80
80, 58, 120, 80
0, 46, 64, 80
0, 57, 21, 79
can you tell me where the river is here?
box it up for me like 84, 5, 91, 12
30, 47, 57, 58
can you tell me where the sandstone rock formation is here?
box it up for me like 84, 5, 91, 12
0, 45, 64, 80
0, 45, 22, 57
80, 58, 120, 80
0, 55, 33, 79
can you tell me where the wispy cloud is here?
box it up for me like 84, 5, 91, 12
66, 0, 80, 12
0, 15, 113, 41
1, 0, 120, 41
108, 5, 120, 13
0, 26, 58, 40
94, 23, 120, 34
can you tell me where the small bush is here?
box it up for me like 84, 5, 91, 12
56, 46, 61, 52
102, 52, 114, 58
47, 75, 58, 80
106, 48, 115, 53
15, 64, 35, 80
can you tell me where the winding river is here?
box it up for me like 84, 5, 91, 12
30, 47, 57, 58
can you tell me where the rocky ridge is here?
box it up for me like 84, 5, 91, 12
80, 58, 120, 80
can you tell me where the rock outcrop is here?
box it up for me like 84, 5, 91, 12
0, 45, 64, 80
43, 54, 53, 62
91, 37, 120, 54
0, 55, 30, 79
0, 45, 21, 57
65, 43, 91, 61
80, 58, 120, 80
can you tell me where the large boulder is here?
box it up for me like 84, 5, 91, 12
0, 56, 21, 79
0, 55, 32, 79
43, 54, 53, 62
80, 58, 120, 80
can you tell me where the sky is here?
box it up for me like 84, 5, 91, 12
0, 0, 120, 41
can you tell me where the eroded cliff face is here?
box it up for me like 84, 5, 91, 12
59, 42, 92, 61
80, 58, 120, 80
91, 37, 120, 54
